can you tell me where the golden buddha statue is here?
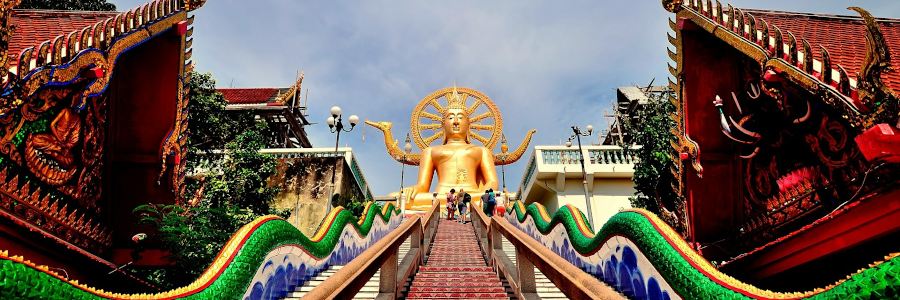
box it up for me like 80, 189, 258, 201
366, 86, 535, 211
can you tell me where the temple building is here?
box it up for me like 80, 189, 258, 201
0, 0, 202, 291
218, 77, 313, 148
601, 85, 670, 146
664, 1, 900, 290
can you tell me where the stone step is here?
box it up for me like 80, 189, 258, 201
411, 281, 503, 288
412, 279, 501, 285
406, 291, 509, 299
409, 286, 507, 293
419, 266, 493, 272
402, 219, 510, 299
495, 235, 565, 299
284, 234, 421, 299
292, 284, 382, 294
413, 273, 498, 279
412, 279, 501, 284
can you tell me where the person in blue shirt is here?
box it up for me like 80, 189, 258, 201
484, 188, 497, 217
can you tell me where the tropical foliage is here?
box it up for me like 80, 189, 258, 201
623, 89, 686, 233
133, 72, 285, 288
334, 193, 367, 217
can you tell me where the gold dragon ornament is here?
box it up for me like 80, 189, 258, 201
367, 86, 535, 210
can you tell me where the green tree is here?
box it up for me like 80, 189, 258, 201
133, 72, 285, 288
624, 90, 686, 234
333, 193, 368, 217
133, 203, 260, 286
182, 72, 257, 156
17, 0, 115, 11
202, 123, 280, 214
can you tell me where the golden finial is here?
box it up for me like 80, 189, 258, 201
447, 85, 466, 111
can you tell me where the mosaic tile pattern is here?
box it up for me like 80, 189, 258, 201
503, 201, 900, 299
243, 207, 402, 300
507, 207, 678, 300
0, 203, 402, 299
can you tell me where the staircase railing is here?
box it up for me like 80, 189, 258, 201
471, 202, 491, 263
0, 203, 403, 299
306, 204, 440, 299
505, 201, 900, 299
422, 202, 440, 255
471, 204, 622, 299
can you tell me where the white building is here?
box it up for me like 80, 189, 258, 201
517, 145, 638, 229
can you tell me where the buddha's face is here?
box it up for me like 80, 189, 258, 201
443, 108, 469, 142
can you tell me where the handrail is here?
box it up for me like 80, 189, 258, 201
505, 201, 900, 299
305, 215, 423, 299
470, 203, 491, 263
306, 203, 441, 299
471, 204, 622, 299
0, 203, 403, 299
422, 202, 440, 255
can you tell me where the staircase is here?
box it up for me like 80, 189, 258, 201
499, 237, 566, 299
285, 239, 412, 299
406, 219, 510, 299
287, 217, 569, 299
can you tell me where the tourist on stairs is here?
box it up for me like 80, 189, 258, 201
446, 189, 457, 220
495, 190, 506, 217
460, 191, 471, 223
484, 189, 496, 217
456, 189, 466, 223
481, 190, 490, 216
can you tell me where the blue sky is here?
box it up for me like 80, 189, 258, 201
112, 0, 900, 196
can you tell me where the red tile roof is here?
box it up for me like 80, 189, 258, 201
218, 88, 288, 104
9, 9, 119, 65
744, 9, 900, 92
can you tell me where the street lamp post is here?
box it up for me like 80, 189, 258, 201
326, 106, 359, 214
566, 124, 595, 228
399, 134, 412, 214
501, 164, 507, 193
500, 134, 508, 198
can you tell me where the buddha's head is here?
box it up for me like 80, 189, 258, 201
443, 88, 470, 143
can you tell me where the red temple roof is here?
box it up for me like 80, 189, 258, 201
745, 9, 900, 92
218, 88, 293, 105
8, 9, 118, 65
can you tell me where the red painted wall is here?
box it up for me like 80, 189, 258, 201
680, 21, 757, 251
0, 27, 183, 291
104, 30, 181, 250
